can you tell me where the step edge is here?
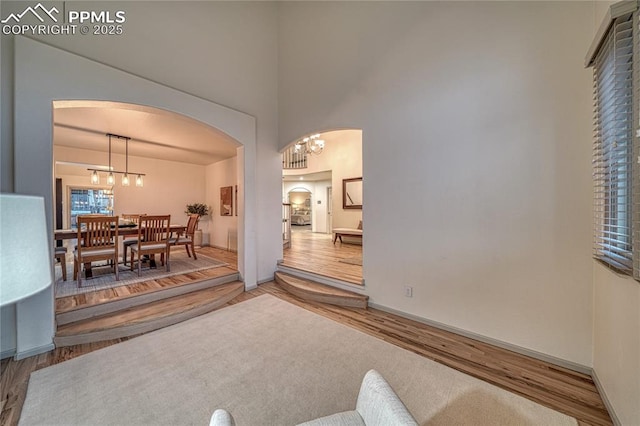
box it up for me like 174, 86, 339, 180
54, 284, 244, 346
56, 281, 244, 335
56, 273, 240, 325
275, 271, 368, 300
275, 274, 367, 309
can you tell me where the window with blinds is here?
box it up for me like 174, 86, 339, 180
591, 12, 635, 274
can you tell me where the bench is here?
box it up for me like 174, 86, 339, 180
333, 221, 363, 244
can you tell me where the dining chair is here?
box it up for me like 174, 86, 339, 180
54, 246, 67, 281
130, 215, 171, 276
74, 215, 119, 287
121, 214, 145, 266
170, 214, 199, 259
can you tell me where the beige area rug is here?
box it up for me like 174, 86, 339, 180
54, 251, 227, 298
339, 257, 362, 266
20, 295, 576, 426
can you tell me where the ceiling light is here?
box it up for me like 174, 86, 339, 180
295, 133, 325, 155
88, 133, 145, 187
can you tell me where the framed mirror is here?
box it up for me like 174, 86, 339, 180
343, 177, 363, 209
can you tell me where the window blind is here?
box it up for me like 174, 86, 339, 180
592, 13, 634, 273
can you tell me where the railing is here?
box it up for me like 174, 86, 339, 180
282, 145, 307, 169
282, 203, 291, 249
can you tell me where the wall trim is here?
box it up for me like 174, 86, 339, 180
592, 368, 621, 426
1, 348, 16, 360
15, 342, 55, 361
369, 301, 593, 375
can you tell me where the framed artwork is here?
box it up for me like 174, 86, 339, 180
234, 185, 238, 216
343, 177, 363, 209
220, 186, 233, 216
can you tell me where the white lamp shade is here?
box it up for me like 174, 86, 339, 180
0, 194, 53, 306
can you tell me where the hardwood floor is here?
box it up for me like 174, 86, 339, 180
282, 227, 363, 284
1, 278, 611, 426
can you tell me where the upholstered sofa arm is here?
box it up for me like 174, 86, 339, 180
355, 370, 417, 426
209, 408, 235, 426
297, 370, 417, 426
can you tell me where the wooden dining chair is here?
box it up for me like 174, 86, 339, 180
54, 246, 67, 281
121, 214, 145, 266
170, 214, 199, 259
130, 215, 171, 276
74, 215, 119, 287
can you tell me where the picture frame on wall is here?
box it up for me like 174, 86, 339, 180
343, 177, 363, 209
220, 186, 233, 216
234, 185, 238, 216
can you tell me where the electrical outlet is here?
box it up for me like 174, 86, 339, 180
404, 286, 413, 298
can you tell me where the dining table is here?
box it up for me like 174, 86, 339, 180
54, 223, 187, 278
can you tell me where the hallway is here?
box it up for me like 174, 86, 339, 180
281, 228, 363, 285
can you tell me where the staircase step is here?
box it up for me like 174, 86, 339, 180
274, 272, 368, 309
54, 281, 244, 347
56, 271, 240, 325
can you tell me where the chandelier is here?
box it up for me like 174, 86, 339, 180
294, 133, 325, 155
88, 133, 145, 187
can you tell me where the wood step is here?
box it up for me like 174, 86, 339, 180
56, 265, 239, 315
56, 270, 240, 325
274, 272, 368, 309
54, 281, 244, 347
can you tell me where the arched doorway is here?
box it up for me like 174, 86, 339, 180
280, 129, 363, 287
288, 187, 312, 227
11, 36, 257, 359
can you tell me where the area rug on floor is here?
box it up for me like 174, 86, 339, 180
338, 256, 362, 266
20, 295, 577, 426
54, 252, 227, 298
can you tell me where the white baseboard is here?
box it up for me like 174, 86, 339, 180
15, 342, 55, 360
369, 302, 592, 375
591, 368, 620, 425
1, 348, 16, 360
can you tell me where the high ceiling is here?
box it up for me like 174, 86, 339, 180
53, 101, 239, 166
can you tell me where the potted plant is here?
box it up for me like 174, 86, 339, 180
185, 203, 212, 246
185, 203, 212, 218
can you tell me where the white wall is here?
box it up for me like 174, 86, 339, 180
279, 2, 594, 366
593, 264, 640, 425
54, 146, 206, 227
206, 157, 238, 250
19, 1, 280, 283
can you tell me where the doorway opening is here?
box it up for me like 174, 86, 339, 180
280, 129, 363, 285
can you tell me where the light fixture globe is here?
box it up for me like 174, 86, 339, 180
295, 133, 325, 155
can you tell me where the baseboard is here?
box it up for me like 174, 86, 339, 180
1, 348, 16, 360
591, 368, 621, 426
15, 342, 55, 360
369, 302, 592, 375
210, 244, 237, 253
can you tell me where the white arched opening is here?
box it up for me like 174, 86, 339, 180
12, 36, 257, 359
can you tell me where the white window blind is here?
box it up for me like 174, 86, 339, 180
592, 13, 635, 273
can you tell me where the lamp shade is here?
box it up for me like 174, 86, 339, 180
0, 194, 53, 306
